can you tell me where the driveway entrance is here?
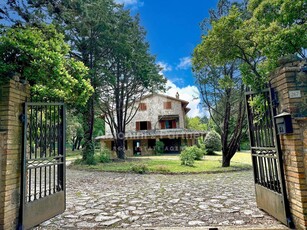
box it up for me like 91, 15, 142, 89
39, 169, 287, 229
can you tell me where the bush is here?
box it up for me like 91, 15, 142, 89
155, 141, 165, 155
204, 131, 222, 155
179, 148, 195, 166
191, 146, 204, 160
131, 164, 148, 174
99, 148, 111, 163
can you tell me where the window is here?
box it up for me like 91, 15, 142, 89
160, 120, 177, 129
136, 121, 151, 131
139, 103, 147, 111
163, 101, 172, 109
148, 139, 156, 149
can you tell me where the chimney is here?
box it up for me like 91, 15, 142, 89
176, 92, 179, 99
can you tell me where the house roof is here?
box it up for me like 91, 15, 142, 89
95, 128, 206, 141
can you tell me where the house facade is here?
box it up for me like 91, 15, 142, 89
96, 93, 206, 157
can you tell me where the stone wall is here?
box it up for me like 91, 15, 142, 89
0, 79, 30, 229
105, 94, 187, 135
270, 61, 307, 229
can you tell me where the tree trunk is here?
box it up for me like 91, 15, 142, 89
222, 153, 231, 167
77, 137, 82, 150
82, 95, 95, 161
72, 136, 76, 151
116, 137, 125, 159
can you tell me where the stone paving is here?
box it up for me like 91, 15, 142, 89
39, 169, 288, 229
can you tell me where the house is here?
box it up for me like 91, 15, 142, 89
95, 93, 206, 157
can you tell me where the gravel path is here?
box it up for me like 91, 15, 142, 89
39, 169, 288, 229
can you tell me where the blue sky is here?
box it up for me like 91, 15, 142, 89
116, 0, 219, 117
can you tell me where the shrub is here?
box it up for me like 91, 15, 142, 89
204, 131, 222, 155
99, 148, 111, 163
192, 146, 205, 160
131, 164, 148, 174
155, 141, 165, 155
180, 148, 195, 166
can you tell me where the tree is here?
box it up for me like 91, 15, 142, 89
48, 0, 119, 163
194, 0, 306, 90
193, 0, 247, 167
0, 0, 118, 163
186, 116, 207, 131
0, 24, 93, 105
66, 112, 84, 151
97, 11, 166, 159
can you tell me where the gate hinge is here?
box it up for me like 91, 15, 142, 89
20, 114, 26, 123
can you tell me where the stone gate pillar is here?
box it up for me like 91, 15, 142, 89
0, 78, 30, 229
270, 61, 307, 229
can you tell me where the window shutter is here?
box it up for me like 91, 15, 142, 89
139, 103, 147, 111
172, 120, 176, 128
147, 121, 152, 130
136, 122, 140, 131
161, 121, 165, 129
164, 102, 172, 109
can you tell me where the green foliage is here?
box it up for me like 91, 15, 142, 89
204, 131, 222, 155
73, 158, 83, 165
240, 141, 250, 151
0, 25, 93, 105
93, 118, 105, 138
98, 10, 166, 159
190, 145, 205, 160
197, 140, 207, 153
180, 148, 196, 167
186, 116, 208, 130
70, 153, 253, 173
67, 112, 84, 149
131, 164, 148, 174
155, 141, 165, 155
193, 0, 307, 90
99, 148, 111, 163
82, 141, 96, 165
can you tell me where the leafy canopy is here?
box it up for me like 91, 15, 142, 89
193, 0, 307, 89
0, 24, 93, 105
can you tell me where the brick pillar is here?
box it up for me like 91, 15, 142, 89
270, 61, 307, 229
0, 78, 30, 230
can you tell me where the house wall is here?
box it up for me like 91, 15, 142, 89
270, 62, 307, 229
105, 94, 187, 135
100, 140, 134, 158
0, 78, 30, 229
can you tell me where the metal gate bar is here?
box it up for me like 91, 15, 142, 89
246, 87, 292, 226
21, 102, 66, 229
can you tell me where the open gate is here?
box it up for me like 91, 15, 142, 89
20, 102, 66, 229
246, 87, 292, 226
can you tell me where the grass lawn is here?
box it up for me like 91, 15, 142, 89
70, 150, 252, 174
66, 149, 82, 160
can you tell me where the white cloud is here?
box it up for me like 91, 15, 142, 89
157, 61, 172, 75
176, 56, 192, 70
165, 80, 202, 118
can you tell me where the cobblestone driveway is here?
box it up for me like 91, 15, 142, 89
40, 169, 288, 229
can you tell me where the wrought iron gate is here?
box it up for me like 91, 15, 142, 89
20, 102, 66, 229
246, 87, 292, 226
